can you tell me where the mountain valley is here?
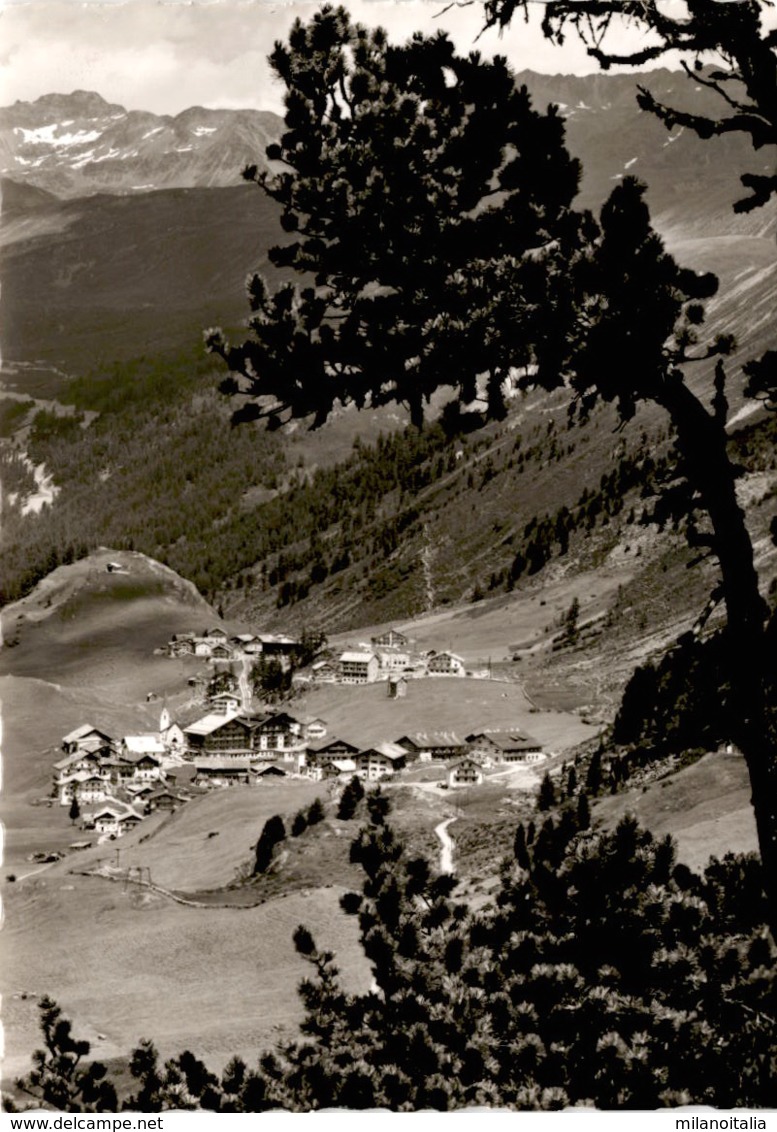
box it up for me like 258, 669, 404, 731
1, 62, 777, 1100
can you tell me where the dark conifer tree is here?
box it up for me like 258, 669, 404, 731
291, 810, 308, 838
11, 997, 117, 1112
586, 749, 603, 796
537, 771, 556, 812
576, 790, 591, 831
513, 822, 530, 869
306, 798, 325, 826
254, 815, 286, 874
207, 5, 585, 428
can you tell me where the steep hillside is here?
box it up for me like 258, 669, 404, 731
592, 750, 758, 874
1, 877, 368, 1081
0, 182, 287, 392
518, 69, 777, 238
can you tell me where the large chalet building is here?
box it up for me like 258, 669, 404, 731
465, 729, 545, 765
396, 731, 468, 761
182, 710, 326, 762
182, 713, 257, 757
338, 651, 380, 684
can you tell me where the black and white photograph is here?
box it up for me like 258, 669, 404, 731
1, 0, 776, 1115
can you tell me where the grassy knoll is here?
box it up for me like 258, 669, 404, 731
120, 781, 328, 892
0, 549, 214, 692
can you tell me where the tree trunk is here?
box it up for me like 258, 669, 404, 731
658, 375, 777, 938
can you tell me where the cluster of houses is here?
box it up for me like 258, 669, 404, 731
54, 721, 184, 837
172, 704, 546, 787
167, 627, 298, 666
166, 624, 473, 687
310, 628, 467, 686
53, 700, 546, 839
51, 623, 544, 843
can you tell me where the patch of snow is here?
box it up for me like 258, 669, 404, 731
727, 401, 762, 430
15, 125, 102, 147
69, 150, 95, 169
90, 148, 121, 163
624, 157, 638, 169
192, 125, 217, 136
20, 457, 59, 516
576, 100, 591, 110
120, 150, 139, 159
662, 127, 685, 147
56, 130, 102, 147
142, 127, 163, 139
131, 184, 156, 190
15, 155, 46, 167
175, 145, 194, 152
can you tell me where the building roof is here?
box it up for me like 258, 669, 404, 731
255, 711, 300, 729
62, 770, 106, 785
62, 724, 112, 745
93, 802, 142, 821
252, 764, 288, 777
123, 735, 166, 755
194, 761, 251, 774
146, 788, 185, 802
102, 756, 135, 770
360, 743, 407, 763
397, 731, 465, 749
339, 651, 376, 664
428, 651, 465, 664
331, 758, 357, 773
53, 752, 99, 772
123, 751, 162, 767
167, 764, 198, 785
308, 736, 360, 755
466, 730, 542, 751
125, 781, 155, 795
183, 711, 246, 737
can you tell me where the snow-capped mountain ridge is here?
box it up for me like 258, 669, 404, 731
0, 91, 283, 198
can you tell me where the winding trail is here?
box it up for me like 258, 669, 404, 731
435, 816, 457, 874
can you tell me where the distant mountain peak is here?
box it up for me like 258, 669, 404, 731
0, 91, 283, 199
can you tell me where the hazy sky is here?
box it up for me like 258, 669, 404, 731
0, 0, 690, 117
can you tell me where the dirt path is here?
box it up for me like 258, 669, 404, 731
435, 817, 457, 874
13, 860, 58, 883
238, 653, 252, 712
